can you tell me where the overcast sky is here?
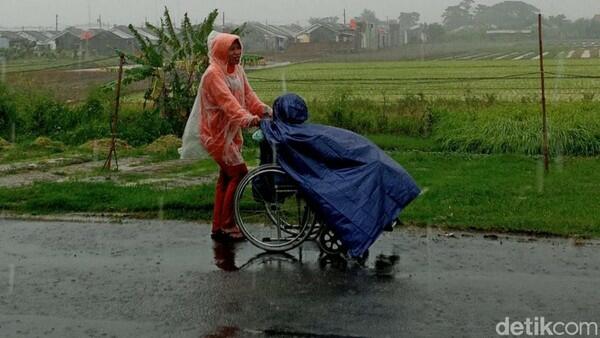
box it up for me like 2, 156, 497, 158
1, 0, 599, 29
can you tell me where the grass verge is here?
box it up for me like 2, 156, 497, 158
0, 152, 598, 237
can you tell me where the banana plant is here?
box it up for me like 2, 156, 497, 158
106, 7, 245, 136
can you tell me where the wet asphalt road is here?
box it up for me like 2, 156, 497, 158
0, 218, 599, 338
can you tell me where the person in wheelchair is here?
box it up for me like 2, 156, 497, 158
257, 93, 421, 260
250, 129, 295, 205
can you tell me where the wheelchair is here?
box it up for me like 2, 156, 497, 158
233, 142, 345, 254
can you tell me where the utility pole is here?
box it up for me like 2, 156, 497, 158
223, 12, 225, 27
343, 9, 346, 25
55, 14, 58, 32
538, 14, 550, 173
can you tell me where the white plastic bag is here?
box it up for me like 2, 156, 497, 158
178, 93, 208, 160
178, 30, 220, 160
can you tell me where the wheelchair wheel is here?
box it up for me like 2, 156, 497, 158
318, 226, 345, 255
234, 164, 316, 252
264, 202, 320, 238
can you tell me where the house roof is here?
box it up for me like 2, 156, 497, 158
0, 31, 27, 41
50, 29, 84, 41
247, 22, 289, 39
135, 27, 160, 41
267, 25, 297, 38
17, 31, 44, 42
41, 31, 58, 39
65, 26, 84, 35
297, 23, 341, 36
278, 24, 303, 35
111, 27, 134, 39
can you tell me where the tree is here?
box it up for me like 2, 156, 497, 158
424, 23, 446, 42
357, 9, 380, 24
572, 18, 592, 39
590, 18, 600, 38
545, 14, 570, 39
442, 0, 475, 30
474, 1, 539, 29
308, 16, 339, 25
398, 12, 420, 29
547, 14, 568, 29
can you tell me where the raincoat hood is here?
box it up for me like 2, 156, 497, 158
209, 32, 243, 73
273, 93, 309, 124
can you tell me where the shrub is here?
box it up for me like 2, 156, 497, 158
0, 83, 17, 140
144, 135, 182, 153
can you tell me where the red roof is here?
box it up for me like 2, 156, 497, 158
80, 31, 93, 40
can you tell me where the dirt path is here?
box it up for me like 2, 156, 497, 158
0, 156, 216, 188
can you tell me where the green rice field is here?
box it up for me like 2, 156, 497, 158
247, 59, 600, 102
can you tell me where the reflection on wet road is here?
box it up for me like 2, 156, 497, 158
1, 219, 599, 337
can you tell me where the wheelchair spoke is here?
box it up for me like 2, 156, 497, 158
234, 164, 316, 252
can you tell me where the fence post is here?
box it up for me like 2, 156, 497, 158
103, 53, 125, 171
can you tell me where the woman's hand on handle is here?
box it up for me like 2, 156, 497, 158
263, 105, 273, 118
250, 115, 261, 127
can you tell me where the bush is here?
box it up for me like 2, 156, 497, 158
0, 137, 12, 149
433, 102, 600, 156
3, 83, 179, 146
0, 83, 17, 140
118, 106, 175, 147
144, 135, 182, 153
79, 138, 131, 156
31, 136, 65, 152
15, 90, 76, 140
310, 93, 599, 156
311, 92, 433, 137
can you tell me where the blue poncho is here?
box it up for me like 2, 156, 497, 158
260, 94, 421, 257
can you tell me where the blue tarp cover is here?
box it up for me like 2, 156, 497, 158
260, 93, 421, 257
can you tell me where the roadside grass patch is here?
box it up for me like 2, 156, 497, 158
1, 152, 598, 237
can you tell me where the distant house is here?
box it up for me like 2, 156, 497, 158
296, 24, 339, 43
43, 26, 137, 55
111, 26, 135, 40
51, 28, 83, 53
0, 31, 33, 49
242, 22, 294, 51
353, 21, 380, 49
16, 31, 41, 44
82, 29, 135, 55
0, 37, 8, 49
275, 25, 303, 38
135, 27, 160, 43
20, 31, 56, 52
388, 23, 402, 47
110, 27, 136, 51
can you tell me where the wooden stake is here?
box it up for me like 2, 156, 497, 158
538, 14, 549, 173
103, 53, 125, 171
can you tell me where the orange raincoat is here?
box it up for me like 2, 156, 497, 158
199, 32, 269, 236
199, 32, 268, 166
